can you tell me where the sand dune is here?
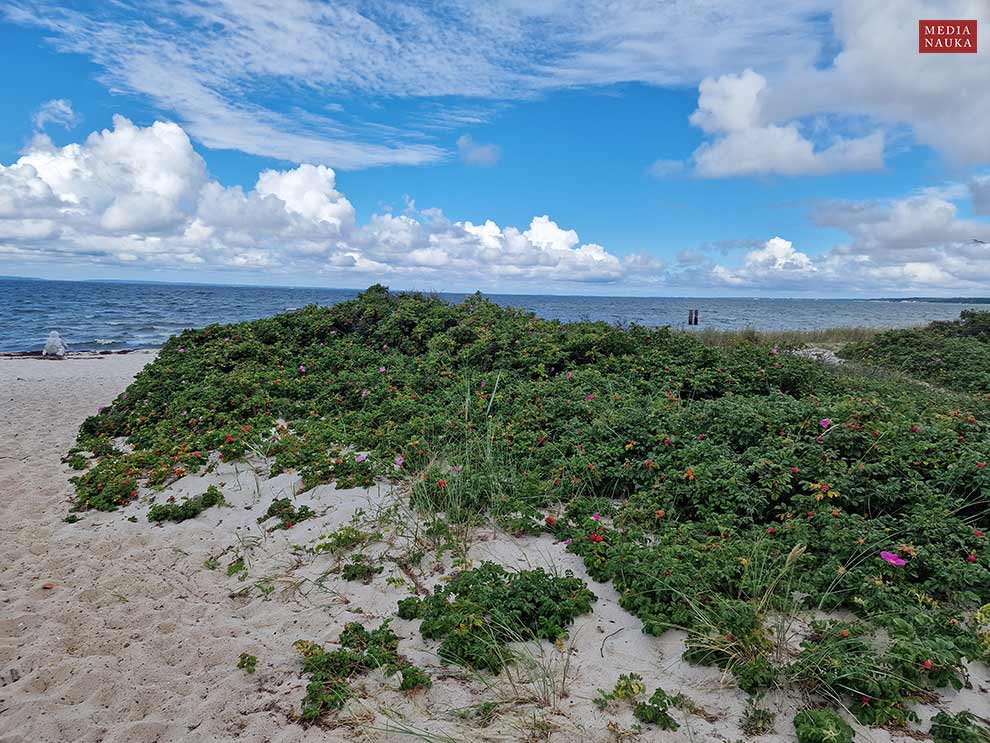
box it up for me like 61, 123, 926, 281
1, 353, 985, 743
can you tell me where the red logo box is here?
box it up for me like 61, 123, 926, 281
919, 20, 977, 52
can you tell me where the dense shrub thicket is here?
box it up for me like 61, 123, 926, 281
69, 287, 990, 731
843, 309, 990, 393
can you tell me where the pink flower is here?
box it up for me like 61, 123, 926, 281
563, 538, 573, 546
770, 347, 779, 355
379, 366, 386, 373
565, 371, 573, 379
178, 348, 185, 353
395, 454, 404, 468
880, 550, 906, 567
299, 364, 307, 373
585, 394, 595, 401
591, 513, 601, 521
820, 418, 831, 429
354, 454, 367, 463
360, 389, 369, 398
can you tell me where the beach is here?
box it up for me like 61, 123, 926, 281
1, 325, 987, 743
0, 351, 748, 743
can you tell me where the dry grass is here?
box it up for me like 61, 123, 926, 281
691, 326, 889, 349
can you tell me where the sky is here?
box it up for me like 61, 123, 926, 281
1, 1, 989, 297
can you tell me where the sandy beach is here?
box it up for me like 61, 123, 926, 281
1, 351, 986, 743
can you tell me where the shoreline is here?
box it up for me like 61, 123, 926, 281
0, 348, 159, 359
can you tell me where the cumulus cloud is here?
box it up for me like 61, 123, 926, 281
689, 70, 885, 177
456, 135, 502, 167
697, 191, 990, 292
33, 99, 78, 131
0, 117, 635, 287
685, 2, 990, 175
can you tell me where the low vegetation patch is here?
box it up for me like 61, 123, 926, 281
237, 652, 257, 674
295, 620, 429, 722
340, 553, 382, 583
256, 497, 314, 530
148, 485, 225, 522
397, 562, 595, 672
793, 708, 854, 743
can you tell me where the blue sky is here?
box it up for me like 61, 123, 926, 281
1, 1, 988, 296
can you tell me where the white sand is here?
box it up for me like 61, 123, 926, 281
0, 352, 985, 743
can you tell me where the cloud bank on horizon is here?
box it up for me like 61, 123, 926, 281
1, 0, 990, 295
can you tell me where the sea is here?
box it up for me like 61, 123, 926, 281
1, 276, 987, 353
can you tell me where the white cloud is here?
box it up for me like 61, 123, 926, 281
695, 191, 990, 292
456, 135, 502, 167
686, 2, 990, 175
0, 117, 636, 287
33, 99, 78, 131
3, 0, 828, 169
8, 1, 989, 173
689, 70, 885, 177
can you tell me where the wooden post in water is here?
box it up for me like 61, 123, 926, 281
688, 309, 699, 326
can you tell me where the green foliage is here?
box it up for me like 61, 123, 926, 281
226, 556, 246, 577
793, 709, 854, 743
69, 454, 143, 511
398, 664, 432, 691
404, 561, 595, 672
632, 688, 680, 730
148, 485, 225, 522
313, 524, 379, 554
66, 288, 990, 726
295, 620, 429, 722
594, 673, 648, 709
257, 497, 314, 530
237, 653, 257, 673
341, 553, 383, 583
930, 711, 990, 743
843, 311, 990, 393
